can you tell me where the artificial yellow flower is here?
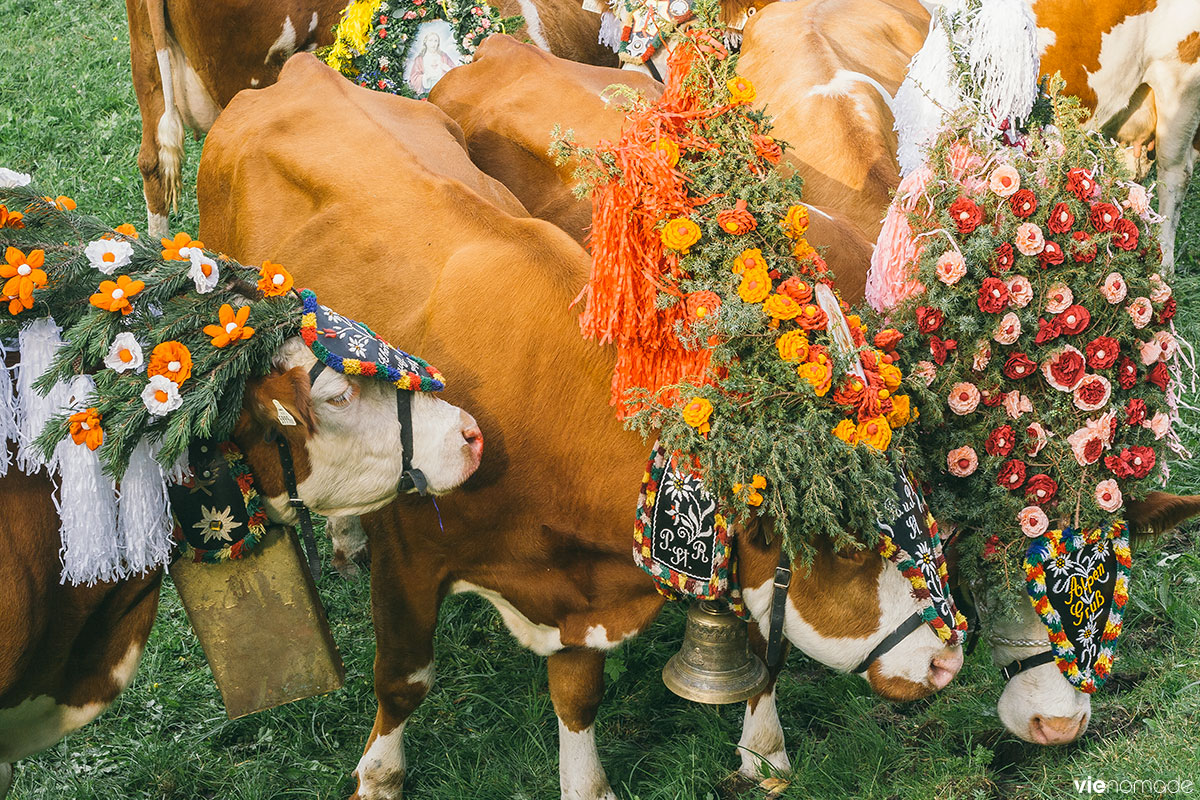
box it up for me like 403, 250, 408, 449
661, 217, 701, 253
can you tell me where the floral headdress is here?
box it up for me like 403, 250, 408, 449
555, 2, 921, 563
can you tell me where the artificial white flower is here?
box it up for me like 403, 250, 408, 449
0, 168, 32, 188
194, 505, 243, 543
104, 332, 145, 373
142, 374, 182, 416
84, 238, 134, 274
188, 250, 220, 294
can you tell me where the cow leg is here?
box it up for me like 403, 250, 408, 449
0, 762, 11, 798
1150, 77, 1200, 275
548, 648, 615, 800
126, 0, 181, 239
738, 626, 791, 781
328, 515, 369, 578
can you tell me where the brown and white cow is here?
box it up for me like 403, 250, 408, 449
124, 0, 615, 241
0, 334, 482, 794
198, 53, 963, 799
428, 34, 876, 302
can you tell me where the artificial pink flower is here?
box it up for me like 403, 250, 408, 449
1140, 339, 1163, 365
1074, 374, 1112, 411
1150, 273, 1172, 304
1006, 275, 1033, 308
913, 360, 937, 387
1003, 391, 1033, 419
1154, 330, 1176, 360
994, 312, 1021, 345
1025, 422, 1048, 456
973, 342, 992, 371
989, 164, 1021, 197
1126, 183, 1150, 218
1127, 297, 1153, 329
1095, 479, 1123, 512
1144, 411, 1170, 440
1101, 272, 1128, 304
947, 446, 979, 477
1045, 283, 1073, 314
1018, 505, 1050, 538
1043, 345, 1087, 391
1015, 222, 1046, 256
936, 250, 967, 285
948, 382, 981, 415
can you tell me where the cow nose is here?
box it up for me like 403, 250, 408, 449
1028, 712, 1089, 745
928, 647, 963, 690
460, 411, 483, 463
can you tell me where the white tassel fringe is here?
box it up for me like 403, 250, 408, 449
16, 316, 66, 474
117, 438, 174, 577
0, 341, 17, 476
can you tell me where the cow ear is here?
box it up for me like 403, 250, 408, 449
1125, 491, 1200, 540
247, 367, 317, 438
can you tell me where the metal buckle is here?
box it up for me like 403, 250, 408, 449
773, 565, 792, 588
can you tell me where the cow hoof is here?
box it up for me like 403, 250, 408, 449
0, 763, 13, 798
328, 516, 369, 579
738, 750, 791, 783
332, 544, 370, 579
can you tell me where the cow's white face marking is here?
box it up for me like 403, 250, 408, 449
354, 722, 407, 800
993, 599, 1090, 744
451, 581, 564, 655
743, 558, 961, 691
738, 687, 791, 780
0, 642, 143, 762
557, 721, 617, 800
266, 16, 298, 65
263, 338, 479, 521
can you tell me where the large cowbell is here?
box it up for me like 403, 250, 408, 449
663, 600, 769, 704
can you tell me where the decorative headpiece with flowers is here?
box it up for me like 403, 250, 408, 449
0, 182, 442, 584
875, 15, 1181, 662
552, 6, 923, 568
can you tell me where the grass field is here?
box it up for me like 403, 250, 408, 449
3, 0, 1200, 798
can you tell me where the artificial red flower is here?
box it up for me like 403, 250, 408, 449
997, 459, 1027, 490
1047, 202, 1075, 233
1118, 356, 1139, 389
1158, 297, 1177, 323
977, 277, 1008, 313
751, 134, 783, 164
949, 196, 984, 234
778, 276, 813, 304
1046, 348, 1086, 390
1071, 231, 1097, 263
1083, 437, 1105, 464
1104, 453, 1135, 478
985, 424, 1016, 457
1089, 202, 1121, 233
1035, 317, 1061, 345
1058, 304, 1091, 336
1126, 446, 1156, 478
1147, 362, 1169, 391
1066, 168, 1098, 201
981, 387, 1006, 407
1076, 376, 1110, 408
1009, 189, 1037, 219
1003, 352, 1037, 380
930, 335, 956, 365
1113, 218, 1140, 251
993, 242, 1014, 272
716, 199, 757, 236
1039, 240, 1065, 268
1126, 397, 1147, 426
982, 535, 1001, 558
916, 306, 945, 333
1024, 474, 1058, 504
874, 328, 903, 351
1086, 337, 1119, 369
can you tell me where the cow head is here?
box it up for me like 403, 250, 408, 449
989, 491, 1200, 744
741, 533, 963, 701
235, 337, 483, 521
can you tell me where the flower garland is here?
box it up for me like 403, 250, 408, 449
885, 87, 1177, 608
555, 6, 920, 562
1023, 522, 1131, 693
323, 0, 515, 99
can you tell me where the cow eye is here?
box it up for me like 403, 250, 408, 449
746, 6, 756, 14
328, 383, 359, 407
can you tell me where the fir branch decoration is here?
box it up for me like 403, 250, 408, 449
0, 183, 303, 480
556, 7, 920, 564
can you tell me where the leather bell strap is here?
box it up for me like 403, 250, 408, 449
999, 649, 1056, 682
274, 433, 322, 579
851, 610, 927, 675
765, 549, 791, 668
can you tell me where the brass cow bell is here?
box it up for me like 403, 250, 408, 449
663, 600, 768, 704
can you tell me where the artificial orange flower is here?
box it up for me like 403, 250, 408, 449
716, 199, 757, 236
0, 205, 23, 229
1, 247, 48, 312
750, 474, 767, 490
777, 276, 813, 304
660, 217, 701, 253
726, 76, 756, 105
89, 275, 145, 315
832, 419, 859, 444
857, 417, 892, 451
69, 407, 104, 450
887, 395, 913, 428
681, 396, 714, 434
795, 303, 828, 331
732, 248, 766, 275
782, 205, 810, 239
114, 223, 139, 239
775, 330, 809, 362
746, 491, 764, 507
798, 354, 833, 396
204, 303, 255, 347
147, 341, 193, 385
751, 134, 782, 164
792, 238, 817, 261
160, 232, 205, 261
650, 138, 680, 168
685, 290, 721, 321
44, 195, 76, 211
763, 293, 800, 320
738, 269, 772, 303
257, 260, 294, 297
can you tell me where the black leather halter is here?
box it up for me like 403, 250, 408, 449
264, 362, 430, 578
763, 548, 931, 674
999, 650, 1056, 681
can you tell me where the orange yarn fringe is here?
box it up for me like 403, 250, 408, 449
581, 34, 726, 417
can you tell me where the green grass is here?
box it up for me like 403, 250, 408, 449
3, 0, 1200, 797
